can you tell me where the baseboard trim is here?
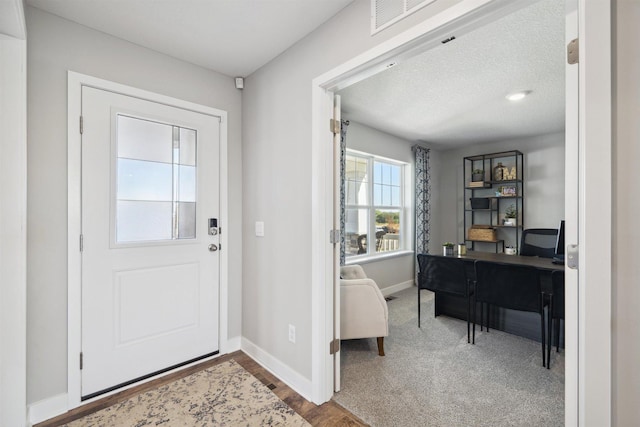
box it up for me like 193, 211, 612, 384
224, 336, 242, 353
381, 279, 415, 297
28, 393, 68, 426
241, 337, 313, 401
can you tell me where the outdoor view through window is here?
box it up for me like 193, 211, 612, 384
345, 152, 404, 258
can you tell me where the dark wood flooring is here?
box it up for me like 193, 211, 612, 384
35, 351, 367, 427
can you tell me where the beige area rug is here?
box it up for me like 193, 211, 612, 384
66, 360, 310, 426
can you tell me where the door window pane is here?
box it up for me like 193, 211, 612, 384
117, 115, 172, 163
117, 201, 172, 242
117, 159, 172, 201
115, 115, 197, 243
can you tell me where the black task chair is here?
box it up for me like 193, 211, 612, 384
417, 254, 473, 343
473, 261, 547, 367
547, 270, 565, 369
520, 228, 558, 258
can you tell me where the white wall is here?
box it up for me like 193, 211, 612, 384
242, 0, 463, 381
25, 7, 243, 405
613, 1, 640, 424
343, 120, 417, 290
437, 132, 565, 249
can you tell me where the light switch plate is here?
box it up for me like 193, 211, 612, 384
255, 221, 264, 237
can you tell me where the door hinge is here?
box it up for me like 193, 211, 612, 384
329, 338, 340, 355
80, 352, 83, 370
567, 38, 578, 64
567, 244, 579, 269
218, 243, 222, 251
329, 229, 341, 244
80, 115, 84, 134
79, 234, 83, 252
330, 118, 340, 135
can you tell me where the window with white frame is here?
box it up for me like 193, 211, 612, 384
345, 151, 408, 258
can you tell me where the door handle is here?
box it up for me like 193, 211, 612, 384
208, 244, 218, 252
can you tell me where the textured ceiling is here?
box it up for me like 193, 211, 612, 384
338, 0, 566, 149
25, 0, 353, 77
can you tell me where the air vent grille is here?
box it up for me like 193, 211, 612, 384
371, 0, 436, 34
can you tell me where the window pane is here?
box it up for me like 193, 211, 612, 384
117, 201, 172, 242
373, 183, 382, 206
392, 187, 401, 206
177, 165, 196, 202
391, 166, 400, 186
117, 115, 172, 163
382, 185, 391, 205
177, 202, 196, 239
117, 159, 172, 201
178, 128, 197, 166
374, 162, 382, 184
345, 208, 369, 256
375, 209, 401, 253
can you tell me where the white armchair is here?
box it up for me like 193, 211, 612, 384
340, 265, 389, 356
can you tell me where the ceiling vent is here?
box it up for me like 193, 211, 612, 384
371, 0, 436, 34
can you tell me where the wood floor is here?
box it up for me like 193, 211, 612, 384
35, 351, 367, 427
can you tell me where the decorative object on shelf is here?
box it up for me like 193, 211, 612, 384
468, 181, 488, 188
503, 204, 517, 226
442, 242, 454, 256
493, 162, 508, 181
468, 225, 497, 242
499, 185, 517, 197
471, 169, 484, 182
504, 166, 517, 180
457, 243, 467, 255
470, 198, 490, 209
505, 246, 517, 255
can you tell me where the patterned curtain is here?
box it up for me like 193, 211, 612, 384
413, 145, 431, 255
339, 120, 349, 265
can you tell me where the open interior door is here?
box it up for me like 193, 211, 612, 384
332, 94, 342, 392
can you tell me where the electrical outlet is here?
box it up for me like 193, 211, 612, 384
288, 324, 296, 343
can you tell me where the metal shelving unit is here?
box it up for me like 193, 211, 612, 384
463, 150, 524, 253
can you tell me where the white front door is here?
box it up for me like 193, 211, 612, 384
81, 86, 220, 398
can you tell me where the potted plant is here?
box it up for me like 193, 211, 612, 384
472, 169, 484, 182
442, 242, 454, 256
504, 204, 517, 226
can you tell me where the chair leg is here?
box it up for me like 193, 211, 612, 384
467, 295, 471, 343
377, 337, 385, 356
555, 319, 561, 352
480, 302, 484, 332
540, 294, 547, 368
486, 303, 490, 333
418, 289, 421, 328
472, 295, 477, 345
547, 295, 553, 369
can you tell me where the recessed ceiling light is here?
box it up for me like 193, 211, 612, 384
506, 91, 532, 101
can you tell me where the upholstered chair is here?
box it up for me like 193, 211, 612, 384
340, 265, 389, 356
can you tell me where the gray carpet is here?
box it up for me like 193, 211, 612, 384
333, 287, 564, 427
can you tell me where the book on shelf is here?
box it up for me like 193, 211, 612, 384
468, 181, 486, 188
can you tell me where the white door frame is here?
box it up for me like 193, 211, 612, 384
310, 1, 612, 425
67, 71, 230, 409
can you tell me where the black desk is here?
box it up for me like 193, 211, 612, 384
429, 251, 564, 343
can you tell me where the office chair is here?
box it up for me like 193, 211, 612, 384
520, 228, 558, 258
473, 260, 547, 367
547, 270, 565, 369
417, 254, 473, 343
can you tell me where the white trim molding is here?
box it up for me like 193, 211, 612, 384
241, 337, 313, 402
381, 280, 414, 297
67, 71, 230, 410
28, 393, 68, 426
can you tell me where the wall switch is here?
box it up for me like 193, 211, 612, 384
288, 324, 296, 343
255, 221, 264, 237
